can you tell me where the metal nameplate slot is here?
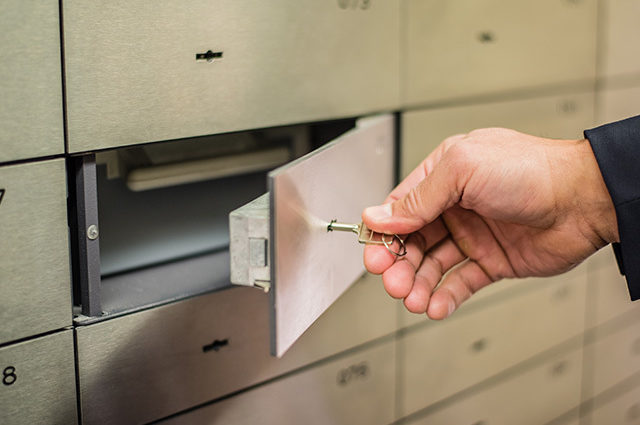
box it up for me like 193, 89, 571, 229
229, 114, 395, 356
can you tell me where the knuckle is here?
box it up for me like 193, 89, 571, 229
400, 187, 423, 216
447, 142, 475, 168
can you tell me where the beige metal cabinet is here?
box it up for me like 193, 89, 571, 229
0, 159, 72, 344
589, 253, 640, 327
590, 382, 640, 425
399, 267, 586, 416
0, 0, 64, 163
401, 92, 596, 177
403, 349, 582, 425
63, 0, 401, 152
601, 0, 640, 79
76, 273, 397, 425
160, 341, 395, 425
0, 331, 77, 425
597, 86, 640, 125
589, 315, 640, 396
403, 0, 596, 105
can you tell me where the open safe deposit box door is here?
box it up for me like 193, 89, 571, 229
230, 114, 394, 356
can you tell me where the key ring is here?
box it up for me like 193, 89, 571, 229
381, 233, 407, 257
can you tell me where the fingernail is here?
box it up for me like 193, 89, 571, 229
364, 204, 392, 221
446, 298, 456, 318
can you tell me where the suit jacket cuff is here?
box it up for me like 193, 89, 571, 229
585, 115, 640, 300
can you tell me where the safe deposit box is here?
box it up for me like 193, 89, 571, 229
1, 0, 607, 424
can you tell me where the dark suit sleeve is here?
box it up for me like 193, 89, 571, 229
584, 115, 640, 300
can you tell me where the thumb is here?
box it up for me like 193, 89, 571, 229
362, 157, 465, 234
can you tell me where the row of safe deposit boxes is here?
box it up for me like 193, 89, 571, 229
3, 0, 640, 424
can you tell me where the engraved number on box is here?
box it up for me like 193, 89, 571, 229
336, 361, 369, 386
2, 366, 16, 386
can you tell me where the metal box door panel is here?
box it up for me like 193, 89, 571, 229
159, 341, 396, 425
63, 0, 400, 152
403, 0, 596, 105
0, 159, 72, 344
0, 0, 64, 162
269, 114, 394, 356
400, 268, 586, 416
76, 274, 397, 425
0, 331, 77, 425
403, 349, 582, 425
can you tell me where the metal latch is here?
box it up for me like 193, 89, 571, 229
229, 193, 270, 292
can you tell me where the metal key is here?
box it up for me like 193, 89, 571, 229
327, 220, 407, 257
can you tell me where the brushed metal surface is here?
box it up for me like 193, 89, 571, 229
601, 0, 640, 78
269, 114, 394, 356
401, 92, 596, 178
0, 331, 77, 425
230, 193, 270, 287
63, 0, 400, 152
399, 268, 587, 416
0, 0, 64, 162
403, 0, 596, 105
590, 380, 640, 425
589, 315, 640, 396
404, 349, 582, 425
0, 159, 72, 344
597, 85, 640, 126
160, 341, 396, 425
76, 272, 397, 425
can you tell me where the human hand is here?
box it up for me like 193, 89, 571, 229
362, 128, 618, 319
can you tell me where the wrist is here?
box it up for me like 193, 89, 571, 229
573, 138, 620, 245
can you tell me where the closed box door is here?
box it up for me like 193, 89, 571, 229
159, 340, 396, 425
63, 0, 401, 152
0, 0, 64, 162
401, 92, 595, 178
76, 273, 397, 425
590, 382, 640, 425
600, 0, 640, 79
402, 348, 582, 425
403, 0, 596, 105
399, 267, 586, 416
0, 331, 77, 425
589, 316, 640, 396
0, 159, 72, 344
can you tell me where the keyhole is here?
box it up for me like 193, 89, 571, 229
196, 50, 223, 63
202, 338, 229, 353
471, 338, 488, 353
478, 32, 495, 43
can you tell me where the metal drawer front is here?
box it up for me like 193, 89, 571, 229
0, 0, 64, 162
404, 349, 582, 425
590, 257, 640, 327
401, 92, 596, 178
590, 381, 640, 425
0, 159, 72, 344
590, 317, 640, 396
0, 331, 77, 425
400, 268, 587, 416
403, 0, 596, 105
598, 86, 640, 126
601, 0, 640, 79
77, 273, 397, 425
160, 341, 396, 425
63, 0, 400, 152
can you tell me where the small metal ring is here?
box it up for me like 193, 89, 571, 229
382, 234, 407, 257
